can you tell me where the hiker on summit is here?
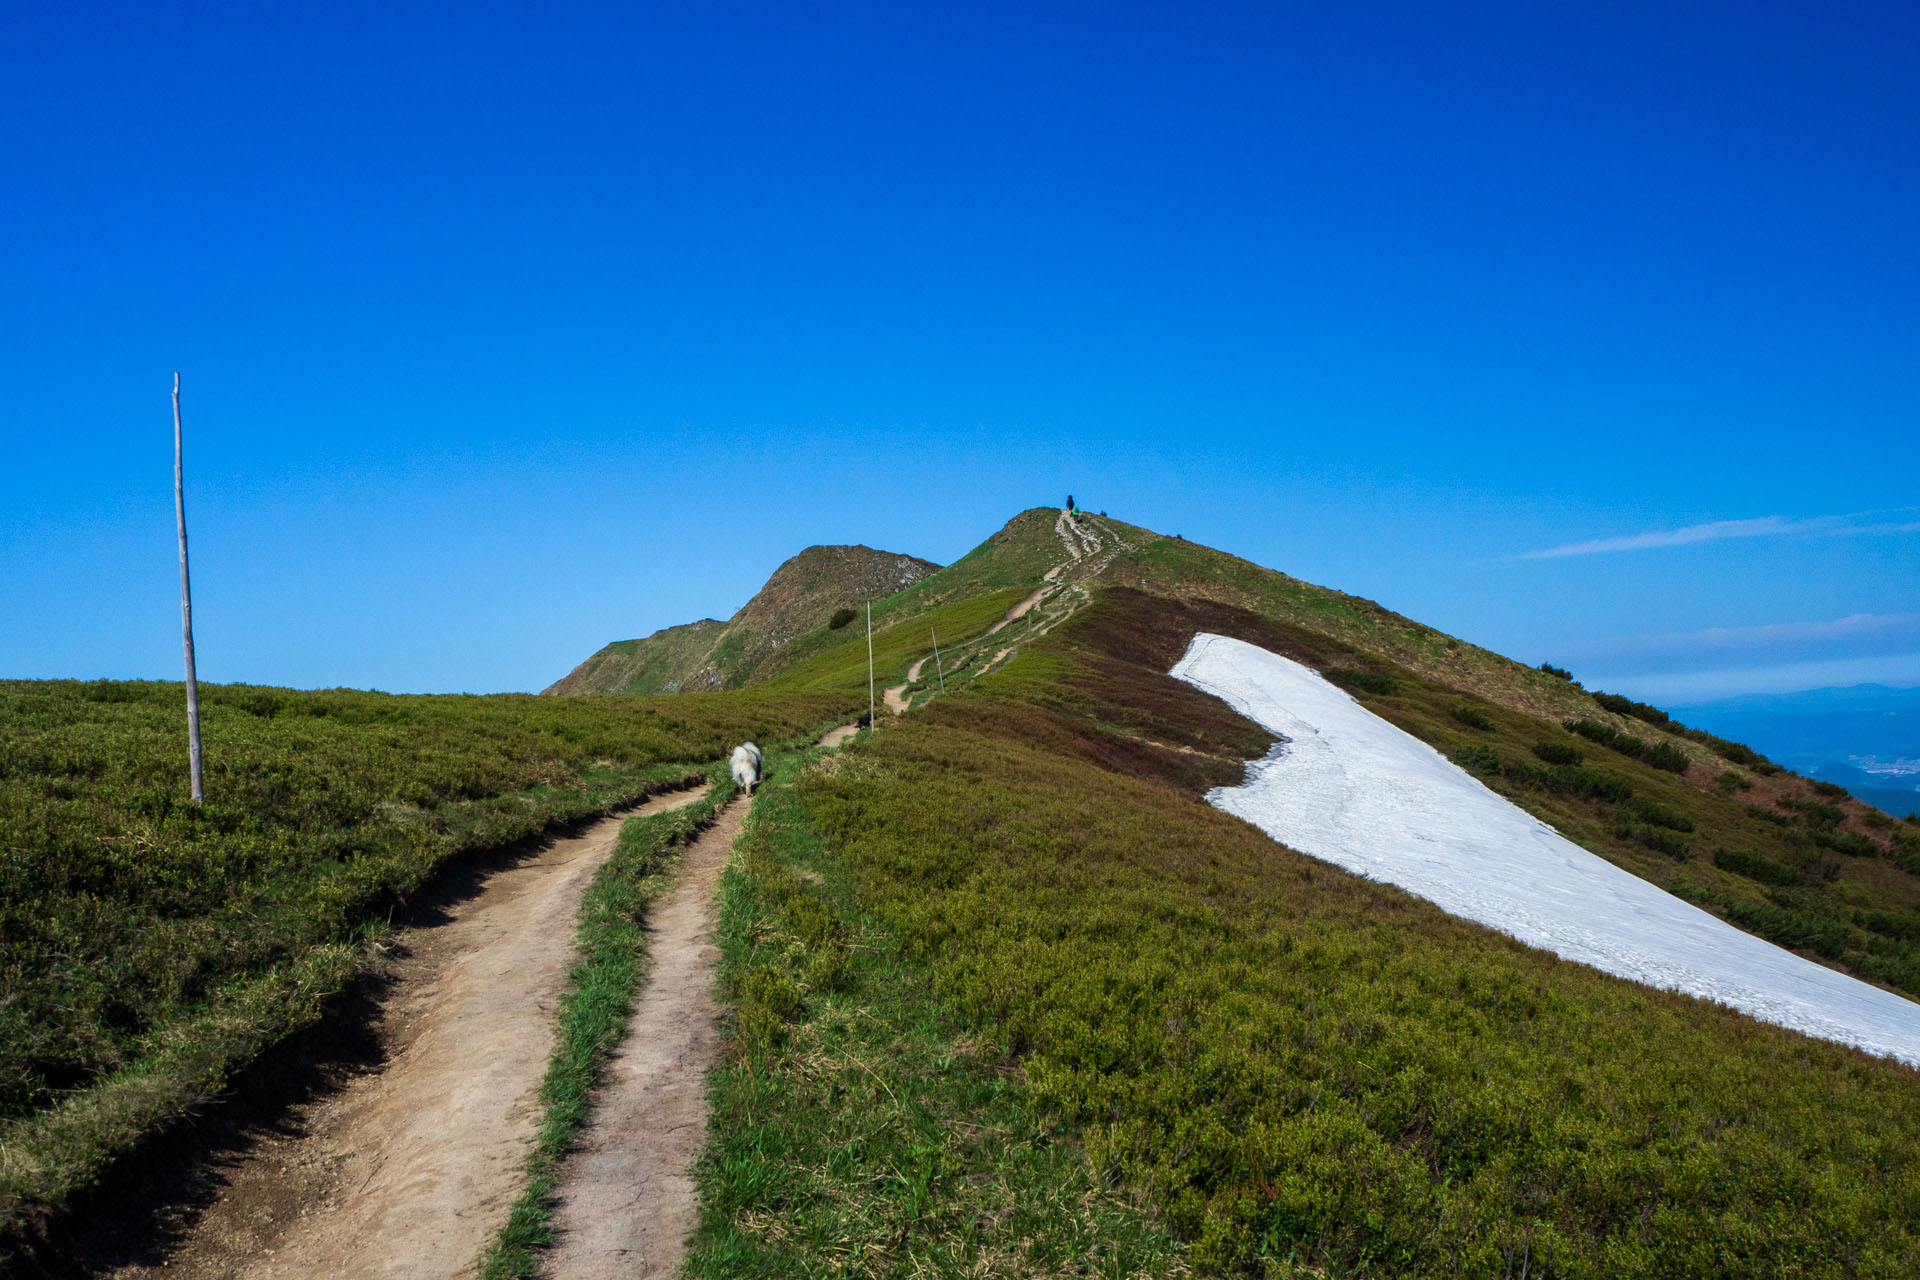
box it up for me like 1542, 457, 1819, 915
1066, 494, 1076, 515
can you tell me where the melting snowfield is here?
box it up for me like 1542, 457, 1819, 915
1172, 633, 1920, 1067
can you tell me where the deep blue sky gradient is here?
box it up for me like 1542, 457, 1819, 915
4, 2, 1916, 698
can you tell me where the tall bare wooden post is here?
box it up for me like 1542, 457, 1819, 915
174, 374, 204, 801
931, 627, 946, 692
865, 603, 875, 727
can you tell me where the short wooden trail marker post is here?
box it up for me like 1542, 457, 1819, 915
173, 373, 205, 802
931, 627, 946, 692
865, 602, 875, 726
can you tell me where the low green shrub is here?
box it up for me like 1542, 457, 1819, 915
1644, 741, 1692, 774
1684, 729, 1771, 770
1450, 745, 1501, 776
1713, 770, 1751, 795
1779, 795, 1847, 827
1719, 900, 1858, 965
1532, 740, 1583, 767
1812, 828, 1883, 861
1538, 662, 1573, 681
1857, 909, 1920, 942
1713, 847, 1800, 888
1505, 760, 1635, 803
1566, 718, 1634, 751
1325, 667, 1399, 696
1592, 690, 1672, 727
1810, 779, 1850, 800
1565, 719, 1690, 772
827, 607, 857, 630
1620, 795, 1695, 833
738, 967, 803, 1047
1614, 821, 1691, 860
1450, 704, 1495, 731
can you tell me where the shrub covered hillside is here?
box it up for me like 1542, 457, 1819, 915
0, 678, 853, 1234
719, 589, 1920, 1277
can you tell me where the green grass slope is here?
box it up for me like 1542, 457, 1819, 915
698, 588, 1920, 1277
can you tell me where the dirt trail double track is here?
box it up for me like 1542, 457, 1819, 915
539, 797, 748, 1278
101, 782, 712, 1280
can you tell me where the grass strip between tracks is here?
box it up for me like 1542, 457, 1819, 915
685, 743, 1185, 1277
477, 765, 736, 1279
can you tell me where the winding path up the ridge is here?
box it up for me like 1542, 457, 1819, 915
967, 511, 1132, 678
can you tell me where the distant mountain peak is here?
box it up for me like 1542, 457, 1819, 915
544, 543, 939, 695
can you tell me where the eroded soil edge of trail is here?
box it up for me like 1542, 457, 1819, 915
88, 781, 713, 1280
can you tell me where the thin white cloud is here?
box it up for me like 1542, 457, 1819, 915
1513, 510, 1920, 560
1588, 655, 1920, 705
1601, 612, 1920, 657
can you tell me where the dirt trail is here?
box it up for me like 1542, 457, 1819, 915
539, 796, 747, 1279
104, 782, 713, 1280
985, 583, 1053, 636
878, 657, 925, 715
816, 722, 860, 747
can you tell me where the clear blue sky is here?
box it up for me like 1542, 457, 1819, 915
4, 1, 1915, 701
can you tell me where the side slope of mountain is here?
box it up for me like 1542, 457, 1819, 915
546, 544, 938, 695
697, 581, 1920, 1276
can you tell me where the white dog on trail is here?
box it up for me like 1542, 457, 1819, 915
730, 742, 763, 795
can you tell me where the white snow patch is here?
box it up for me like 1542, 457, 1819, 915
1171, 633, 1920, 1068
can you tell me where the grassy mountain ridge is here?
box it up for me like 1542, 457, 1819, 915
545, 503, 1919, 988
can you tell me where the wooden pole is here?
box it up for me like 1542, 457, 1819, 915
865, 602, 875, 727
174, 373, 204, 802
931, 627, 946, 692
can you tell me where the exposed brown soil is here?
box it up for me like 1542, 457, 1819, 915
539, 797, 748, 1279
87, 783, 712, 1280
